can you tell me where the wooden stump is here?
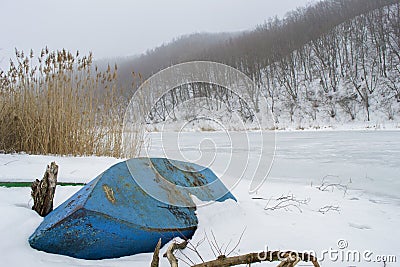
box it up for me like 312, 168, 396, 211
31, 162, 59, 217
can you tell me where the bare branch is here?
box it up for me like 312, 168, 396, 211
210, 230, 223, 256
154, 234, 320, 267
186, 238, 206, 263
316, 175, 351, 196
163, 240, 189, 267
318, 205, 340, 214
205, 232, 218, 258
176, 254, 194, 267
191, 250, 320, 267
226, 227, 246, 256
257, 194, 310, 213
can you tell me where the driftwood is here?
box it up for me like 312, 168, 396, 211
163, 240, 189, 267
192, 251, 320, 267
151, 238, 162, 267
31, 162, 59, 217
152, 239, 320, 267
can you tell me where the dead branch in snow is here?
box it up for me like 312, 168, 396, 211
316, 175, 351, 196
254, 194, 310, 212
152, 239, 320, 267
163, 240, 189, 267
191, 250, 320, 267
318, 205, 340, 214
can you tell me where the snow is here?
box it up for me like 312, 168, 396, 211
0, 155, 123, 183
0, 130, 399, 266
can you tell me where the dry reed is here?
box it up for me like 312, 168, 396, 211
0, 48, 137, 157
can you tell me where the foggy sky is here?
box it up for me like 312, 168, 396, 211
1, 0, 313, 69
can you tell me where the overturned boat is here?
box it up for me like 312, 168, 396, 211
29, 157, 236, 260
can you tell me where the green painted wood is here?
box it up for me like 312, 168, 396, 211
0, 182, 86, 188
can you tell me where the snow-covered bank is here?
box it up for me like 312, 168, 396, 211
0, 155, 122, 183
145, 113, 400, 132
0, 180, 398, 266
0, 130, 399, 266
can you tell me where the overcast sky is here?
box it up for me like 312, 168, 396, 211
1, 0, 313, 69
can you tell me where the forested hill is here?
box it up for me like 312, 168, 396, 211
118, 0, 400, 127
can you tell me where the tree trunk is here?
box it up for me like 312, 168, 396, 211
31, 162, 59, 217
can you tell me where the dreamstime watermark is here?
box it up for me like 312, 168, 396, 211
258, 239, 397, 264
122, 61, 276, 206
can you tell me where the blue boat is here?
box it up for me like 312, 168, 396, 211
29, 158, 236, 260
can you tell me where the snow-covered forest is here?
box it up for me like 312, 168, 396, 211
117, 0, 400, 129
261, 2, 400, 125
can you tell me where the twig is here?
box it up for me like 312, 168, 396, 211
261, 194, 310, 213
176, 252, 195, 266
318, 205, 340, 214
186, 237, 206, 263
205, 232, 218, 258
210, 230, 223, 256
226, 227, 246, 256
222, 239, 233, 256
316, 175, 351, 196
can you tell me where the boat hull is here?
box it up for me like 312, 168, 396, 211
29, 158, 235, 259
29, 208, 196, 259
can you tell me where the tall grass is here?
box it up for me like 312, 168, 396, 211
0, 48, 135, 157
